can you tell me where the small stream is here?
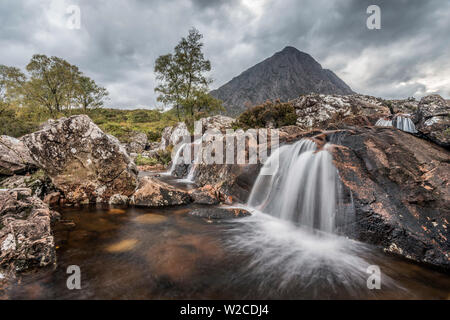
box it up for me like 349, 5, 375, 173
1, 203, 449, 299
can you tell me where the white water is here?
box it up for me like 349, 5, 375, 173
375, 118, 393, 127
394, 116, 417, 133
248, 139, 341, 233
226, 138, 402, 295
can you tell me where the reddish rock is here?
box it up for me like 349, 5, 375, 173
131, 176, 191, 207
43, 192, 60, 206
330, 127, 450, 270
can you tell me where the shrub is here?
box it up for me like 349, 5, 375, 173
235, 100, 297, 129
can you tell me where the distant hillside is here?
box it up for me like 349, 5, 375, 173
211, 46, 354, 116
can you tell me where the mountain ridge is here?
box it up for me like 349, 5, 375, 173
211, 46, 354, 116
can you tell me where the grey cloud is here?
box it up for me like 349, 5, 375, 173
0, 0, 448, 108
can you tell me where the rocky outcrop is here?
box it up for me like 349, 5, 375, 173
125, 132, 148, 154
189, 207, 251, 220
200, 115, 235, 133
329, 127, 450, 270
211, 46, 354, 116
21, 115, 138, 205
293, 94, 389, 130
413, 94, 450, 148
0, 136, 36, 176
0, 188, 59, 278
131, 176, 191, 207
0, 170, 56, 199
159, 122, 190, 150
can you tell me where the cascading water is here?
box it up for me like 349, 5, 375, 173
225, 138, 401, 296
375, 118, 393, 127
248, 139, 344, 233
167, 143, 189, 175
394, 116, 417, 133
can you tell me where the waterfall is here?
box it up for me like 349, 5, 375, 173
248, 139, 346, 233
375, 118, 393, 127
394, 116, 417, 133
168, 143, 189, 175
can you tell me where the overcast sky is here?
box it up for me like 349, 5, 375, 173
1, 0, 449, 108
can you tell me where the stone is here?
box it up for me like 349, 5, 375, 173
108, 194, 129, 205
22, 115, 138, 204
189, 185, 219, 205
159, 122, 190, 150
189, 207, 251, 220
200, 115, 235, 133
330, 127, 450, 270
131, 176, 191, 207
43, 192, 61, 206
0, 135, 37, 176
125, 132, 148, 154
0, 188, 59, 278
413, 94, 450, 148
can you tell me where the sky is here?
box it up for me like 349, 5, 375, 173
1, 0, 449, 109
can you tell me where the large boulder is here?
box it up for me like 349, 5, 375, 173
293, 94, 389, 130
0, 170, 56, 199
413, 94, 450, 148
0, 188, 59, 278
22, 115, 138, 204
330, 127, 450, 270
0, 136, 37, 176
131, 176, 191, 207
125, 132, 148, 154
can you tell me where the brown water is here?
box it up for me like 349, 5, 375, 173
1, 204, 449, 300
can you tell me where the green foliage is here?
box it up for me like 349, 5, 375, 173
135, 155, 159, 166
235, 100, 297, 129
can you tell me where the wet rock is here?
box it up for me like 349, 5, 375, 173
22, 115, 138, 205
109, 194, 129, 206
330, 127, 450, 270
0, 135, 37, 176
131, 176, 191, 207
43, 192, 60, 206
413, 94, 450, 148
190, 185, 220, 205
0, 188, 59, 278
189, 207, 251, 220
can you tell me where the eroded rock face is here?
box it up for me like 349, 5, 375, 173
0, 136, 37, 176
125, 132, 148, 154
0, 188, 59, 278
413, 94, 450, 148
330, 127, 450, 270
21, 115, 138, 204
159, 122, 190, 150
131, 176, 191, 207
293, 94, 389, 130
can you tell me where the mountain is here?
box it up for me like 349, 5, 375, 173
210, 46, 354, 116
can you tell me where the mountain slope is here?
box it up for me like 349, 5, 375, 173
211, 46, 354, 116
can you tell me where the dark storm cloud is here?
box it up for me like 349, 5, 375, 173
0, 0, 448, 108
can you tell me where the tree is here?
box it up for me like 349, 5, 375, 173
0, 65, 26, 108
74, 75, 109, 112
154, 28, 221, 120
24, 54, 81, 114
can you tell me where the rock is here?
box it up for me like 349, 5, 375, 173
0, 170, 56, 199
125, 132, 148, 154
0, 188, 59, 278
0, 135, 37, 176
330, 127, 450, 270
108, 194, 129, 205
21, 115, 138, 205
159, 122, 190, 150
131, 176, 191, 207
189, 207, 251, 220
200, 115, 235, 133
413, 94, 450, 148
189, 185, 220, 205
43, 192, 61, 206
293, 94, 389, 130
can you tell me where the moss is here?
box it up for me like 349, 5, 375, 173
135, 155, 159, 166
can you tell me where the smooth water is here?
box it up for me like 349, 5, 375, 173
375, 119, 393, 127
1, 204, 449, 300
394, 116, 418, 133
